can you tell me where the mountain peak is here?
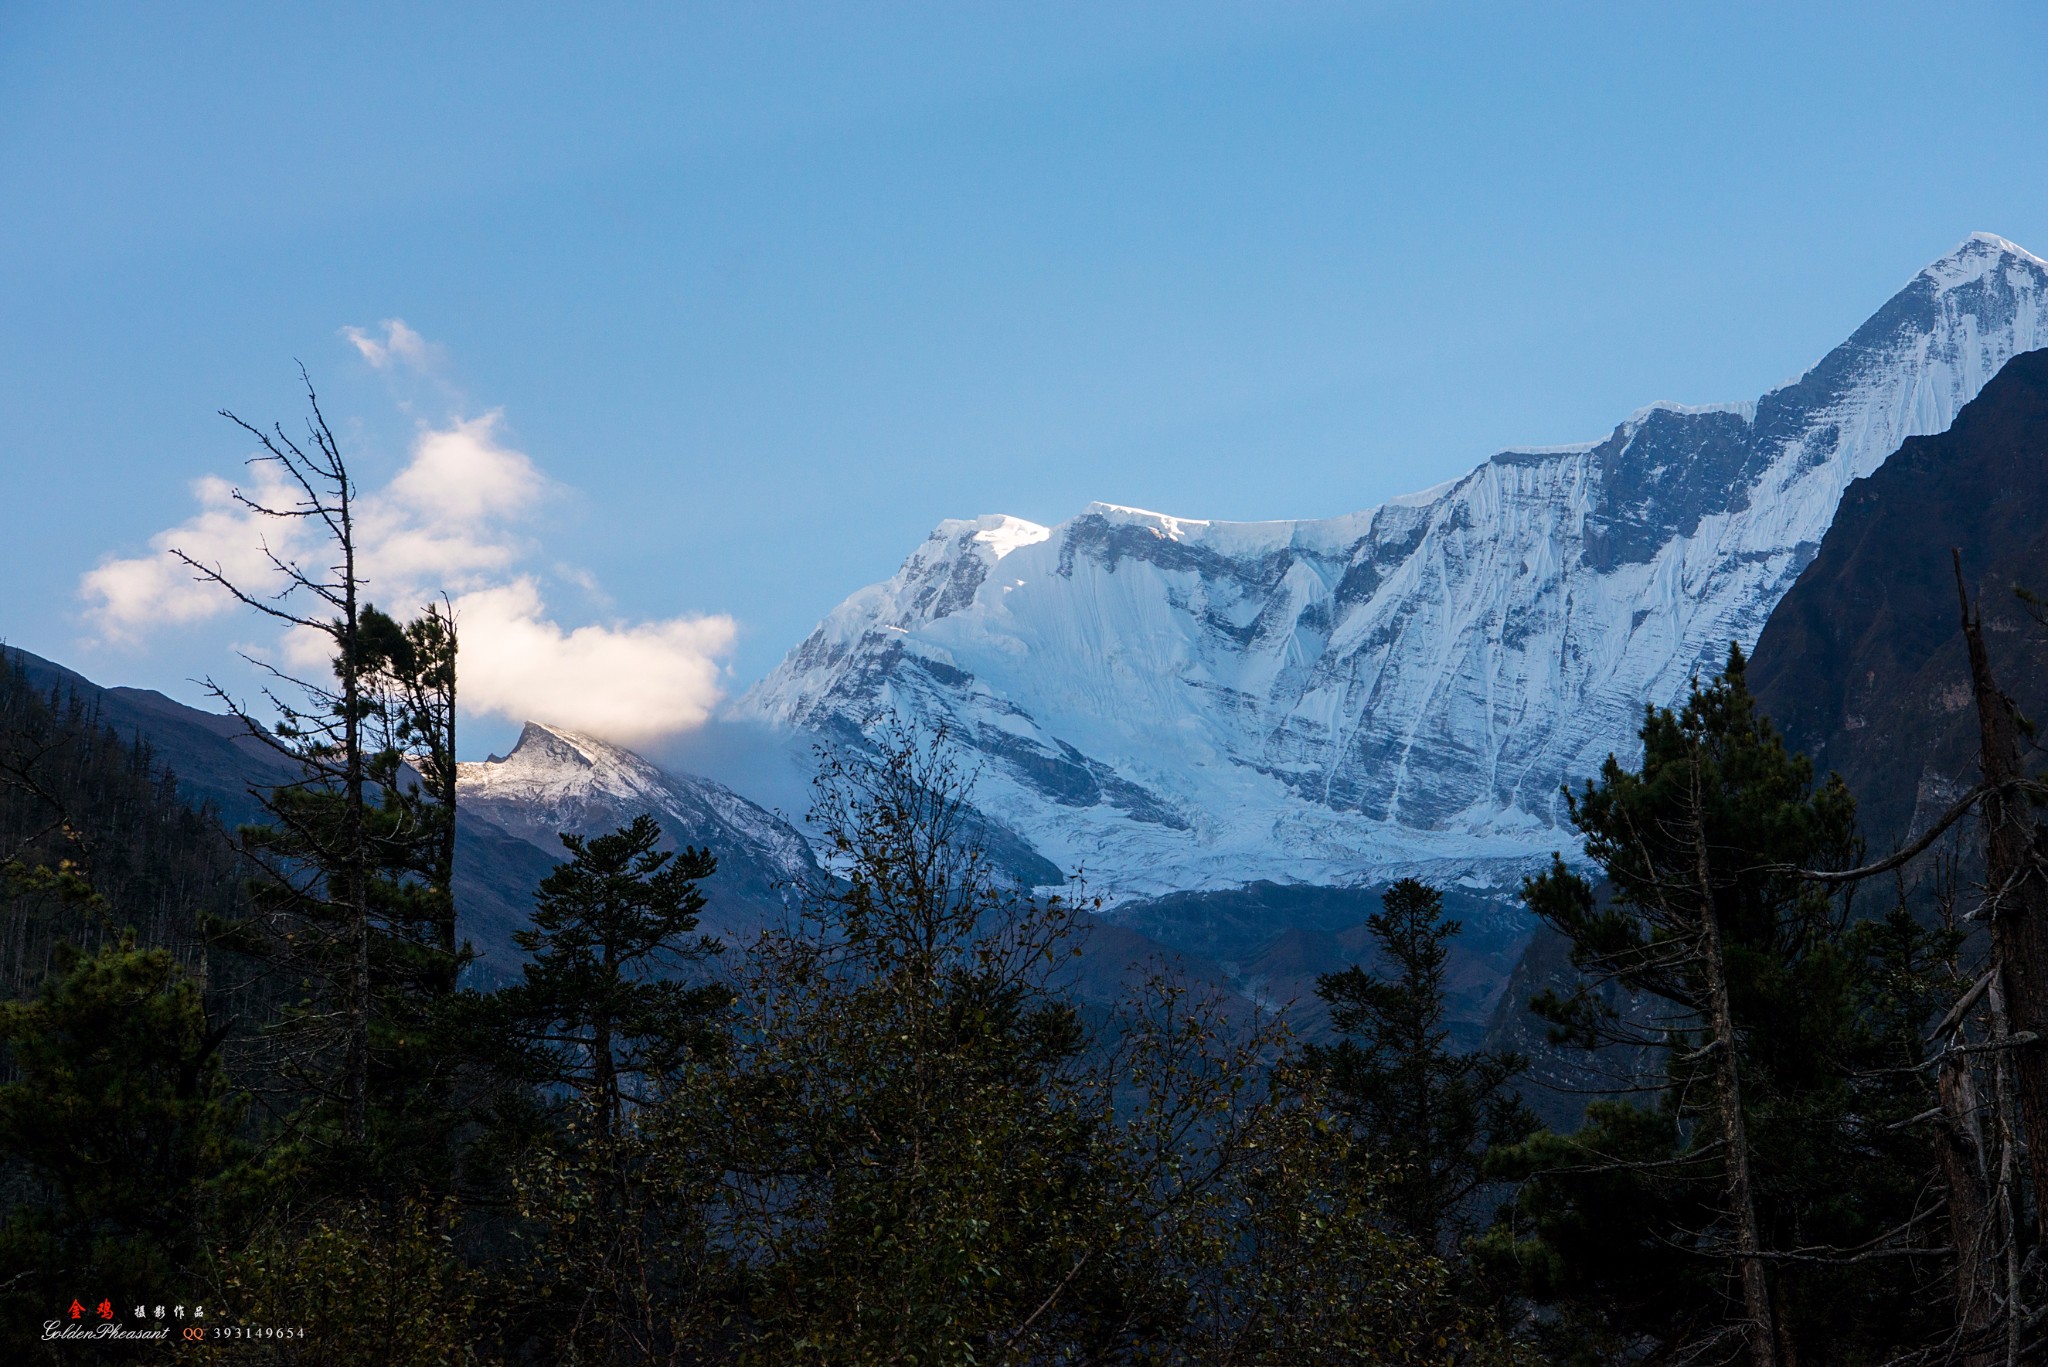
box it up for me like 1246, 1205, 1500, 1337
742, 230, 2048, 899
511, 720, 592, 766
457, 722, 824, 913
970, 514, 1052, 560
1080, 502, 1208, 540
1920, 232, 2048, 291
1963, 230, 2041, 257
458, 719, 663, 804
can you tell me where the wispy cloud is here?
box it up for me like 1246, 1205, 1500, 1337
341, 318, 435, 373
81, 325, 737, 745
79, 466, 304, 641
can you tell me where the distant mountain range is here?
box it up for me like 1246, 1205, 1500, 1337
1489, 329, 2048, 1125
1, 653, 1247, 1020
734, 233, 2048, 901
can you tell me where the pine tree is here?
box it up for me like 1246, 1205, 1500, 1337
1306, 878, 1535, 1252
1485, 645, 1948, 1364
0, 937, 244, 1338
465, 815, 727, 1363
484, 814, 725, 1137
182, 379, 470, 1199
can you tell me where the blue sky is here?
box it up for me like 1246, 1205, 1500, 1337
3, 2, 2045, 756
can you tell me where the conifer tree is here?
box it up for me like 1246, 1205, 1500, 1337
1486, 645, 1945, 1365
1306, 878, 1535, 1252
176, 380, 377, 1150
179, 378, 469, 1197
484, 814, 725, 1137
467, 816, 727, 1364
0, 936, 244, 1337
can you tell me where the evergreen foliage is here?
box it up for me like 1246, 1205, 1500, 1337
15, 474, 2048, 1365
481, 815, 724, 1137
466, 816, 730, 1362
1484, 646, 1959, 1363
1307, 877, 1537, 1251
0, 650, 244, 998
697, 723, 1126, 1362
170, 387, 474, 1204
206, 1197, 477, 1367
0, 937, 244, 1342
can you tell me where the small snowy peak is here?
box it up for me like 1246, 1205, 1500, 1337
1081, 502, 1202, 536
1962, 231, 2044, 264
1623, 398, 1760, 426
457, 721, 664, 806
459, 720, 820, 894
1073, 501, 1364, 557
923, 513, 1015, 545
1489, 444, 1597, 463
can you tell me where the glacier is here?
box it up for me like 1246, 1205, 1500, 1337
736, 234, 2048, 902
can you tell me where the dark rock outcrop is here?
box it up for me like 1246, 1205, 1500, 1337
1749, 347, 2048, 849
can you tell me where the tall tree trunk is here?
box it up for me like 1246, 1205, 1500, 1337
593, 947, 618, 1143
1692, 768, 1777, 1367
1937, 1044, 1996, 1364
341, 491, 370, 1149
1954, 553, 2048, 1210
426, 605, 459, 998
1986, 972, 2026, 1367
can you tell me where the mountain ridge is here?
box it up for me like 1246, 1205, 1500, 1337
456, 720, 821, 938
0, 649, 823, 978
734, 233, 2048, 900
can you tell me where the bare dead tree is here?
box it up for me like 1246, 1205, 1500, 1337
1952, 553, 2048, 1222
1927, 860, 2000, 1367
173, 370, 375, 1146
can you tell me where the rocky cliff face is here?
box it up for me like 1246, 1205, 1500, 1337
740, 234, 2048, 900
1749, 345, 2048, 849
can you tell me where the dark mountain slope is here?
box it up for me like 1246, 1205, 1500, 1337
1749, 346, 2048, 848
0, 651, 246, 996
6, 649, 295, 829
1104, 880, 1528, 1049
2, 648, 561, 979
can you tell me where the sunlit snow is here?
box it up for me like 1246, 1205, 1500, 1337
737, 235, 2048, 902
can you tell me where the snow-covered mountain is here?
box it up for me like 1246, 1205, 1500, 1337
737, 234, 2048, 901
457, 722, 819, 929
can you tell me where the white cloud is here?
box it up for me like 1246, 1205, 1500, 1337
79, 466, 307, 643
81, 338, 737, 746
454, 581, 736, 745
342, 318, 433, 373
356, 412, 549, 593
